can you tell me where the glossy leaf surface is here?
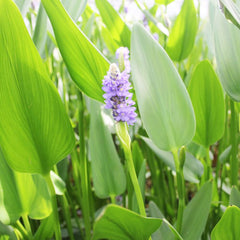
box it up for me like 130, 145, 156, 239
166, 0, 198, 61
131, 23, 195, 151
0, 0, 75, 174
41, 0, 110, 102
92, 204, 162, 240
188, 60, 225, 147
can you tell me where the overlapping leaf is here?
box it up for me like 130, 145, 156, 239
41, 0, 110, 102
0, 0, 75, 174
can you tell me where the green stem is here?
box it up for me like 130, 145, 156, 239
110, 194, 116, 204
13, 221, 29, 240
78, 92, 91, 240
44, 172, 61, 240
22, 214, 32, 238
172, 149, 185, 236
230, 100, 238, 186
205, 147, 212, 181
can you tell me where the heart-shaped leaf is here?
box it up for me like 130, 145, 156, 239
0, 0, 75, 174
92, 204, 162, 240
131, 23, 195, 151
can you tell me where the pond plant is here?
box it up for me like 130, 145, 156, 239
0, 0, 240, 239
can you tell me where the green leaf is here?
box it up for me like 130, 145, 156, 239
33, 215, 54, 240
0, 149, 51, 224
166, 0, 198, 61
211, 206, 240, 240
188, 60, 225, 147
131, 23, 195, 151
229, 186, 240, 208
92, 204, 162, 240
155, 0, 175, 5
219, 145, 232, 164
62, 0, 87, 22
214, 8, 240, 101
149, 201, 182, 240
141, 136, 203, 183
50, 171, 66, 195
89, 101, 126, 198
181, 181, 212, 240
95, 0, 131, 49
0, 0, 75, 174
41, 0, 110, 102
14, 0, 31, 15
0, 222, 17, 240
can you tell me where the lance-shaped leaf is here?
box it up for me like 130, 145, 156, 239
41, 0, 110, 102
131, 23, 196, 151
229, 186, 240, 208
92, 204, 162, 240
166, 0, 198, 61
211, 206, 240, 240
214, 9, 240, 101
0, 0, 75, 174
155, 0, 175, 5
188, 60, 225, 147
0, 149, 51, 224
95, 0, 131, 49
89, 101, 126, 198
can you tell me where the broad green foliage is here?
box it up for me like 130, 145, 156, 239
141, 137, 203, 183
188, 60, 225, 147
211, 206, 240, 240
89, 101, 126, 198
0, 0, 75, 174
41, 0, 110, 102
0, 149, 51, 224
181, 181, 212, 240
166, 0, 198, 61
131, 23, 196, 151
214, 9, 240, 101
96, 0, 131, 49
92, 204, 162, 240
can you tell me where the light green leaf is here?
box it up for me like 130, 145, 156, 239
155, 0, 175, 5
131, 23, 195, 151
188, 60, 225, 147
92, 204, 162, 240
41, 0, 110, 102
95, 0, 131, 49
141, 136, 203, 183
181, 181, 212, 240
33, 215, 54, 240
229, 186, 240, 208
0, 0, 75, 174
166, 0, 198, 61
219, 145, 232, 164
89, 101, 126, 198
0, 149, 51, 224
50, 171, 66, 195
214, 9, 240, 101
211, 206, 240, 240
62, 0, 87, 22
14, 0, 31, 15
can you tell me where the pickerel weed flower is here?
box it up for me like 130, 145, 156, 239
102, 63, 137, 125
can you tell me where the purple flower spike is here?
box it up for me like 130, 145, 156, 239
102, 63, 137, 125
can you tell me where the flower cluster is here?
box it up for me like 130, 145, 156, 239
102, 58, 137, 125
